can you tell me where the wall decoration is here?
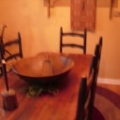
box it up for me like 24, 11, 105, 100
43, 0, 118, 20
70, 0, 96, 31
44, 0, 61, 17
44, 0, 118, 7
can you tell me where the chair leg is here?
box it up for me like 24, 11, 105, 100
0, 67, 3, 76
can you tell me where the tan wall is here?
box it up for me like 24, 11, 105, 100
0, 0, 120, 79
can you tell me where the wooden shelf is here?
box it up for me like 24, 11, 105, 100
44, 0, 118, 7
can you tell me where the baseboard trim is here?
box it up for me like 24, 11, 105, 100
98, 78, 120, 85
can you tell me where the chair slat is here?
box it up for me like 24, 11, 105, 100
60, 27, 87, 54
0, 31, 23, 76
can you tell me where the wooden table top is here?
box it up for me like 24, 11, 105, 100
0, 54, 92, 120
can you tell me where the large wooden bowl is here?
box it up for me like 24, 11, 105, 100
12, 53, 74, 84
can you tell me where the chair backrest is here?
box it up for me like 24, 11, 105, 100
87, 55, 99, 120
94, 36, 103, 74
1, 32, 23, 61
0, 31, 23, 76
76, 55, 99, 120
75, 77, 87, 120
0, 37, 9, 90
0, 25, 7, 56
98, 36, 102, 60
86, 39, 103, 120
0, 37, 4, 60
94, 37, 103, 61
0, 37, 3, 76
0, 37, 7, 79
60, 27, 87, 54
76, 74, 95, 120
